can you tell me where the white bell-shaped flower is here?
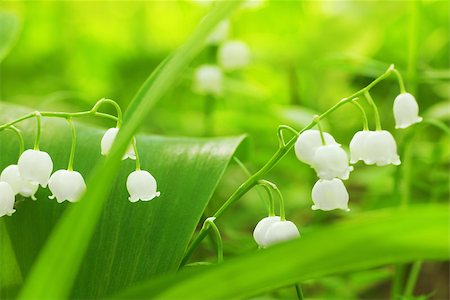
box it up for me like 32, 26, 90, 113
1, 165, 38, 199
101, 128, 136, 160
264, 220, 300, 247
0, 182, 16, 217
311, 178, 349, 211
311, 144, 353, 180
48, 170, 86, 203
393, 93, 422, 129
349, 130, 371, 164
360, 130, 401, 166
253, 216, 281, 247
18, 149, 53, 188
294, 130, 339, 165
127, 170, 160, 202
206, 20, 229, 45
217, 40, 250, 71
193, 64, 223, 96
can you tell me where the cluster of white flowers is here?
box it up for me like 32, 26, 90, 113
0, 124, 160, 217
193, 19, 251, 96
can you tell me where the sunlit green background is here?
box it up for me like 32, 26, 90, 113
1, 0, 449, 299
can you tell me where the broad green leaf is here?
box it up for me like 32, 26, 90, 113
0, 220, 23, 299
15, 1, 243, 299
114, 204, 449, 299
0, 12, 19, 63
0, 103, 245, 298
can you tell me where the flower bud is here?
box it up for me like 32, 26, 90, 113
312, 144, 353, 180
0, 165, 38, 199
101, 128, 136, 160
193, 64, 223, 96
18, 149, 53, 188
0, 182, 16, 217
294, 130, 338, 165
253, 216, 281, 247
127, 170, 160, 202
206, 20, 229, 45
264, 220, 300, 247
48, 170, 86, 203
311, 178, 349, 211
361, 130, 401, 166
393, 93, 422, 129
217, 40, 250, 71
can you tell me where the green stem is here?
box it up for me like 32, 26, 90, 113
66, 118, 77, 171
6, 126, 24, 157
34, 112, 41, 150
391, 265, 406, 300
315, 116, 326, 145
259, 183, 275, 216
202, 217, 223, 264
391, 68, 406, 93
91, 98, 123, 127
180, 65, 398, 268
403, 261, 423, 297
350, 99, 369, 131
295, 284, 304, 300
277, 125, 300, 147
364, 91, 382, 131
132, 138, 141, 171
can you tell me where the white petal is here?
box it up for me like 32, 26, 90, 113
264, 220, 300, 247
311, 178, 349, 211
294, 130, 339, 165
253, 216, 281, 247
0, 165, 38, 198
18, 149, 53, 188
349, 131, 371, 164
206, 20, 229, 45
312, 144, 353, 180
193, 65, 223, 96
217, 40, 250, 71
126, 170, 160, 202
0, 182, 16, 217
101, 128, 136, 160
48, 170, 86, 203
362, 131, 401, 166
393, 93, 422, 129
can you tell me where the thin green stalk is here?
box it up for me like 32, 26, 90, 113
295, 284, 304, 300
350, 99, 369, 131
34, 112, 41, 150
259, 183, 275, 216
66, 118, 77, 171
180, 64, 399, 268
404, 261, 423, 297
274, 185, 286, 221
391, 68, 406, 94
132, 139, 141, 171
6, 125, 24, 157
364, 91, 382, 131
315, 116, 326, 145
202, 218, 223, 264
92, 98, 123, 127
277, 125, 300, 147
391, 264, 407, 299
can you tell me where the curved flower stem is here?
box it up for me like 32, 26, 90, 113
6, 126, 24, 157
277, 125, 300, 147
258, 182, 275, 216
202, 217, 223, 264
350, 98, 369, 131
403, 261, 422, 297
259, 180, 285, 221
391, 68, 406, 93
132, 139, 141, 171
314, 115, 326, 145
364, 91, 382, 131
34, 112, 42, 150
91, 98, 123, 128
180, 65, 399, 268
66, 118, 77, 171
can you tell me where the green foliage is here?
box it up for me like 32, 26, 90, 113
0, 12, 19, 63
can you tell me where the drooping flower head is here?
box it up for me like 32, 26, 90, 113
312, 144, 353, 180
253, 216, 300, 248
311, 178, 349, 211
48, 170, 86, 203
0, 182, 16, 217
352, 130, 401, 166
294, 130, 338, 165
101, 128, 136, 160
127, 170, 160, 202
217, 40, 250, 71
0, 165, 38, 199
193, 64, 223, 96
253, 216, 281, 247
393, 93, 422, 129
18, 149, 53, 188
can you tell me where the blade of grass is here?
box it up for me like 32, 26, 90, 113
17, 1, 243, 299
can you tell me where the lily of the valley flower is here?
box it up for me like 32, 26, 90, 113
101, 128, 136, 160
0, 165, 38, 199
206, 20, 229, 45
48, 170, 86, 203
217, 40, 250, 71
350, 130, 400, 166
393, 93, 422, 129
0, 182, 16, 217
127, 170, 160, 202
312, 144, 353, 180
193, 64, 223, 96
253, 216, 299, 248
18, 149, 53, 188
311, 178, 349, 211
294, 129, 338, 165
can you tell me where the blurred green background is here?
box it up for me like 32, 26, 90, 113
1, 0, 449, 299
